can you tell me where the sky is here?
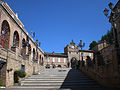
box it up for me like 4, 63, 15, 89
3, 0, 118, 53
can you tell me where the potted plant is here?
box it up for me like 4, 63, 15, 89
14, 70, 26, 85
0, 78, 4, 87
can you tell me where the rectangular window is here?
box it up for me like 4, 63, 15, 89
58, 58, 60, 62
89, 53, 91, 57
52, 58, 55, 62
64, 58, 66, 63
21, 65, 25, 71
81, 52, 85, 56
47, 57, 49, 62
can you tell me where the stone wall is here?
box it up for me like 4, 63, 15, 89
81, 44, 120, 88
0, 63, 6, 86
0, 44, 44, 87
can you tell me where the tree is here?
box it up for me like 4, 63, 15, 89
89, 41, 97, 50
99, 29, 113, 44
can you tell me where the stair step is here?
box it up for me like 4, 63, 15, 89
22, 82, 99, 86
17, 68, 101, 89
27, 77, 89, 79
24, 79, 65, 81
21, 80, 95, 83
30, 76, 67, 77
11, 85, 101, 89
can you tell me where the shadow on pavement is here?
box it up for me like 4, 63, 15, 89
59, 69, 119, 90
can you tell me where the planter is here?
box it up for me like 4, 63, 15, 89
14, 70, 26, 84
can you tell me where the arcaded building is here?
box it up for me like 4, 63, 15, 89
0, 1, 44, 87
0, 0, 93, 87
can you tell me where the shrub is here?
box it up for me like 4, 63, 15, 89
14, 70, 26, 83
0, 82, 4, 86
0, 78, 4, 86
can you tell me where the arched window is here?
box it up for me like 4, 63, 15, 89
21, 38, 26, 57
42, 57, 44, 66
0, 20, 10, 49
71, 57, 77, 69
13, 31, 19, 47
39, 55, 41, 65
36, 51, 38, 62
58, 65, 61, 68
33, 48, 35, 61
28, 44, 31, 54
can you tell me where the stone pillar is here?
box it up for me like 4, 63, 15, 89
26, 47, 28, 55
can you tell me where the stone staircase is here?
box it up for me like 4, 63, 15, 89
20, 68, 70, 88
10, 68, 102, 89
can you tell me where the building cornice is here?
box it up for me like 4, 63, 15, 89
44, 52, 68, 58
79, 50, 93, 53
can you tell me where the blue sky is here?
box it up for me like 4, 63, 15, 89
4, 0, 118, 53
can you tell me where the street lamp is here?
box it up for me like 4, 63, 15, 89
78, 40, 85, 67
103, 2, 120, 68
108, 2, 114, 10
103, 8, 109, 17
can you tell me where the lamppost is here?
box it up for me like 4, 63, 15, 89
103, 2, 120, 71
78, 40, 85, 68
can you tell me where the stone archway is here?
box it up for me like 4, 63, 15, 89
33, 48, 35, 61
1, 20, 10, 49
13, 31, 19, 47
58, 65, 62, 68
71, 57, 78, 69
21, 38, 26, 58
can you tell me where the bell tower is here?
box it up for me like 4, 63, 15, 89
64, 40, 79, 65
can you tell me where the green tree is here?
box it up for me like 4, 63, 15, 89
89, 41, 97, 50
100, 29, 113, 44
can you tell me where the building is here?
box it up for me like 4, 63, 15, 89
109, 0, 120, 66
92, 41, 109, 52
44, 52, 68, 68
81, 1, 120, 87
0, 1, 44, 87
0, 0, 93, 87
44, 40, 93, 69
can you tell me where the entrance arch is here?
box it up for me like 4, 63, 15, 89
71, 57, 78, 69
